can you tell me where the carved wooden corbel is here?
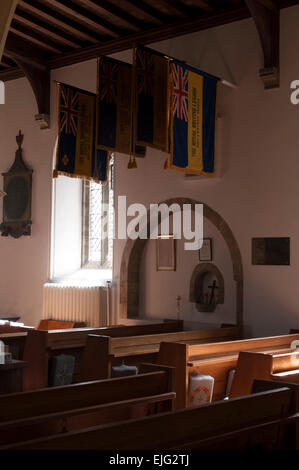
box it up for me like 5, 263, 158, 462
245, 0, 280, 89
17, 61, 50, 130
5, 35, 50, 128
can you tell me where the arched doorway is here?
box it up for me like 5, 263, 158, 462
120, 198, 243, 326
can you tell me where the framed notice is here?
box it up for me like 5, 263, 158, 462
252, 237, 290, 265
156, 235, 176, 271
199, 238, 212, 262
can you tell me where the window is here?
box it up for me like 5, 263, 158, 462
51, 154, 114, 284
82, 156, 114, 269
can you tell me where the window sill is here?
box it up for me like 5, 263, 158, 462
50, 268, 112, 287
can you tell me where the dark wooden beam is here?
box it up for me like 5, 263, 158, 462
48, 6, 251, 69
16, 60, 50, 129
10, 22, 62, 54
123, 0, 169, 23
5, 33, 47, 70
0, 0, 18, 60
14, 10, 83, 49
78, 0, 143, 31
4, 33, 50, 127
0, 66, 24, 82
40, 0, 122, 37
18, 0, 105, 44
154, 0, 194, 17
193, 0, 215, 12
259, 0, 276, 9
245, 0, 280, 88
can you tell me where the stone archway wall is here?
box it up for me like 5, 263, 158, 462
119, 198, 243, 326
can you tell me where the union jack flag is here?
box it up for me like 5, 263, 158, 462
99, 58, 118, 103
172, 63, 188, 122
60, 85, 78, 135
136, 48, 154, 95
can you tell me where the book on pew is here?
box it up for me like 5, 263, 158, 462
49, 354, 75, 387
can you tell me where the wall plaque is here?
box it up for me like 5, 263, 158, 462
252, 237, 290, 265
0, 131, 33, 238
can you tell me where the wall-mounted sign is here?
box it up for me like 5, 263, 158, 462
0, 131, 33, 238
252, 237, 290, 265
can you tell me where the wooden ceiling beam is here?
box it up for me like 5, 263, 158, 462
5, 33, 47, 69
122, 0, 170, 24
0, 66, 24, 81
10, 22, 63, 54
182, 0, 214, 13
258, 0, 277, 9
0, 0, 18, 61
245, 0, 280, 88
41, 0, 122, 37
48, 6, 251, 69
13, 11, 83, 49
153, 0, 194, 17
78, 0, 143, 31
18, 0, 104, 44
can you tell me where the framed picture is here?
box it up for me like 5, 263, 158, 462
199, 238, 212, 261
156, 235, 176, 271
252, 237, 290, 265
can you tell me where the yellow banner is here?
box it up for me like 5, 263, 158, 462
74, 93, 94, 177
187, 71, 203, 172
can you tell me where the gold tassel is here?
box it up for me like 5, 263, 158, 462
164, 157, 170, 170
128, 156, 132, 169
131, 156, 137, 169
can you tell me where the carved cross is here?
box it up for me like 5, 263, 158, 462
208, 280, 218, 304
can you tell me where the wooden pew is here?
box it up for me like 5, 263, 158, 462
3, 387, 293, 450
252, 379, 299, 449
229, 348, 299, 398
37, 319, 87, 330
22, 323, 239, 390
157, 332, 299, 408
0, 332, 29, 361
78, 325, 242, 383
0, 363, 175, 447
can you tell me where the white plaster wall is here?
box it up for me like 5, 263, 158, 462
0, 7, 298, 335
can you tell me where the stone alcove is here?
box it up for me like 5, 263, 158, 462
120, 197, 243, 326
189, 263, 224, 313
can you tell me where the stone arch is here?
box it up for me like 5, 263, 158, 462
119, 198, 243, 326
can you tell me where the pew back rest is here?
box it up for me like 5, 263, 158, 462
108, 325, 242, 356
21, 320, 184, 390
157, 333, 299, 407
230, 349, 299, 398
0, 364, 175, 422
7, 387, 292, 450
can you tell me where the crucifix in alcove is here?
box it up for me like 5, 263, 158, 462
208, 280, 218, 305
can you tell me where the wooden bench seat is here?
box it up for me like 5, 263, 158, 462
157, 332, 299, 408
0, 363, 175, 447
19, 319, 183, 390
4, 387, 293, 450
78, 325, 241, 382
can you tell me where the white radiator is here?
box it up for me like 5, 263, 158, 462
42, 284, 109, 327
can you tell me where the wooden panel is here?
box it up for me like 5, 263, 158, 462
6, 388, 292, 450
0, 369, 172, 421
229, 352, 273, 398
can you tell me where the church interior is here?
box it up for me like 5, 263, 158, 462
0, 0, 299, 452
